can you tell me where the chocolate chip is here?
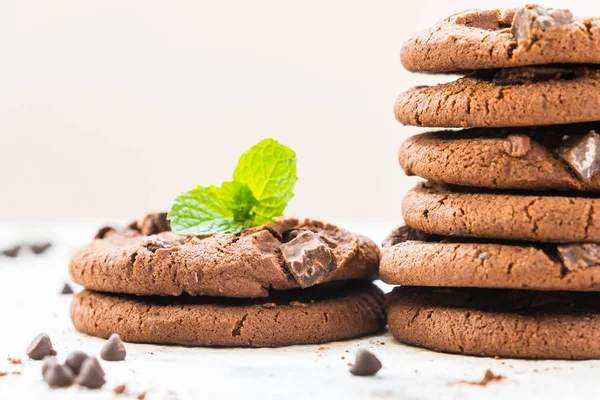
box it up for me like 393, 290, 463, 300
511, 5, 574, 40
279, 231, 337, 288
100, 334, 127, 361
492, 67, 576, 86
94, 226, 116, 239
557, 244, 600, 271
382, 225, 432, 248
27, 333, 57, 360
30, 242, 52, 255
60, 283, 74, 295
42, 358, 74, 388
128, 212, 171, 236
349, 349, 382, 376
2, 245, 21, 258
75, 357, 106, 389
557, 131, 600, 181
65, 350, 89, 375
503, 134, 531, 157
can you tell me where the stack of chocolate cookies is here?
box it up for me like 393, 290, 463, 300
69, 213, 386, 347
383, 5, 600, 359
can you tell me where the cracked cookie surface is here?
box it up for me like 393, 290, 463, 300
403, 182, 600, 243
381, 229, 600, 291
69, 215, 380, 298
387, 286, 600, 359
399, 125, 600, 191
394, 66, 600, 128
71, 282, 386, 347
401, 7, 600, 73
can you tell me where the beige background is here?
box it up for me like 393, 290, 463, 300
1, 0, 596, 221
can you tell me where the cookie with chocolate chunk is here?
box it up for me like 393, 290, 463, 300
401, 6, 600, 73
403, 182, 600, 243
387, 286, 600, 359
381, 226, 600, 291
69, 215, 379, 298
394, 66, 600, 128
400, 125, 600, 191
71, 281, 386, 347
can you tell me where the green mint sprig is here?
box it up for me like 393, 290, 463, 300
167, 138, 297, 235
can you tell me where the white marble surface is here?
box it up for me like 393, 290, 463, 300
1, 220, 599, 399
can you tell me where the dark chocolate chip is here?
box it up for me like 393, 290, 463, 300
27, 333, 57, 360
42, 358, 74, 388
65, 350, 89, 375
279, 231, 337, 288
128, 212, 171, 236
382, 225, 432, 248
41, 356, 56, 377
100, 334, 127, 361
349, 349, 382, 376
94, 226, 116, 240
557, 243, 600, 271
557, 131, 600, 181
75, 357, 106, 389
511, 5, 574, 40
30, 242, 52, 255
1, 245, 21, 258
60, 283, 74, 295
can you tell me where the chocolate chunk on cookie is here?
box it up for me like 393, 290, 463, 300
399, 125, 600, 191
70, 217, 379, 298
381, 232, 600, 291
388, 286, 600, 359
70, 282, 386, 347
403, 182, 600, 243
280, 231, 337, 288
394, 66, 600, 128
401, 7, 600, 73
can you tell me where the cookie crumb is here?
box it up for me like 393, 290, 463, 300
7, 357, 22, 365
12, 371, 21, 375
494, 356, 500, 360
341, 356, 345, 360
461, 369, 505, 386
0, 372, 7, 377
137, 392, 147, 400
113, 384, 127, 395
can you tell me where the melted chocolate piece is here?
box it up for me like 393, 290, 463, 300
128, 212, 170, 236
511, 5, 574, 40
279, 231, 337, 288
557, 243, 600, 271
558, 131, 600, 180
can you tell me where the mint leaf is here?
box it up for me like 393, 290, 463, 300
167, 182, 256, 235
168, 138, 297, 235
233, 138, 297, 224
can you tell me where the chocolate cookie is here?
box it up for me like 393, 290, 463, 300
381, 227, 600, 291
403, 183, 600, 243
387, 286, 600, 359
401, 6, 600, 73
71, 282, 386, 347
394, 66, 600, 128
70, 215, 379, 298
399, 126, 600, 191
